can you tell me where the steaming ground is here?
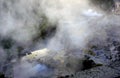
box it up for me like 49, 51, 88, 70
0, 0, 120, 78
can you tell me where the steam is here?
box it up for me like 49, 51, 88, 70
42, 0, 104, 50
0, 0, 43, 44
0, 0, 120, 78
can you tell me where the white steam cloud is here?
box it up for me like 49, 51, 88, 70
1, 0, 120, 78
42, 0, 104, 50
0, 0, 43, 44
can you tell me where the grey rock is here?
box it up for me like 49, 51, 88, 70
70, 66, 120, 78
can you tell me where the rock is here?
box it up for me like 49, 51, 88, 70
0, 73, 5, 78
21, 48, 85, 76
21, 43, 120, 78
67, 66, 120, 78
113, 0, 120, 14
